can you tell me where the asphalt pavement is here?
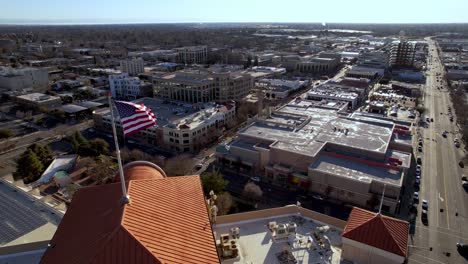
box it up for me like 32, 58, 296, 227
407, 37, 468, 264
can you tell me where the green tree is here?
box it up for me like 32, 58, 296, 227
14, 149, 44, 183
0, 129, 14, 139
201, 170, 228, 195
27, 144, 53, 167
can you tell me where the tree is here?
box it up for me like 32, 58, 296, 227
242, 182, 263, 204
216, 192, 233, 216
75, 156, 117, 184
201, 170, 228, 195
89, 138, 109, 156
27, 144, 52, 167
14, 149, 44, 183
0, 129, 14, 139
164, 154, 196, 176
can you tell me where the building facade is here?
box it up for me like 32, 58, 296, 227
109, 74, 153, 100
0, 67, 49, 92
390, 41, 416, 67
175, 45, 208, 64
120, 57, 144, 76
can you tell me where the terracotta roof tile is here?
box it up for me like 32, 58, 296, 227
40, 166, 219, 264
343, 207, 409, 257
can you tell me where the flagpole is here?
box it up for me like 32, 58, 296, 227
108, 94, 130, 204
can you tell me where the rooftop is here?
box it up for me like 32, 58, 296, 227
15, 93, 60, 102
213, 205, 346, 264
40, 162, 219, 264
0, 178, 62, 248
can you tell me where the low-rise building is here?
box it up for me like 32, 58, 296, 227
93, 97, 235, 152
14, 93, 62, 109
109, 74, 153, 100
257, 79, 306, 100
216, 98, 413, 214
0, 67, 49, 92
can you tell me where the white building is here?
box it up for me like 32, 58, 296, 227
109, 74, 152, 100
0, 66, 48, 92
120, 57, 144, 76
257, 79, 306, 100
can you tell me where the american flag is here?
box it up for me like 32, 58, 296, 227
114, 101, 156, 136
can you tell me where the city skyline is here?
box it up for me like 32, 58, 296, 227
1, 0, 468, 24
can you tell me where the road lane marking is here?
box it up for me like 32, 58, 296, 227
410, 253, 448, 264
438, 193, 444, 202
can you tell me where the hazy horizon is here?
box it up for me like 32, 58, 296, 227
2, 0, 467, 25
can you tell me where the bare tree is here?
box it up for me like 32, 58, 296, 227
216, 192, 233, 216
163, 154, 196, 176
242, 182, 263, 205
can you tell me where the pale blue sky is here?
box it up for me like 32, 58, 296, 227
1, 0, 466, 24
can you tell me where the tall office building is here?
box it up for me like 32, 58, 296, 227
390, 41, 416, 67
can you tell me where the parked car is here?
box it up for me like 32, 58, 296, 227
418, 146, 423, 152
417, 157, 422, 165
457, 243, 468, 256
413, 192, 420, 203
194, 163, 203, 170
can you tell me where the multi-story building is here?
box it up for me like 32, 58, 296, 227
93, 97, 235, 152
257, 79, 306, 100
296, 57, 340, 75
153, 68, 254, 103
390, 40, 416, 67
175, 45, 208, 64
0, 66, 48, 92
120, 57, 144, 76
109, 74, 153, 100
216, 98, 413, 214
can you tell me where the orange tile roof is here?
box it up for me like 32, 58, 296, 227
40, 167, 219, 264
343, 207, 409, 257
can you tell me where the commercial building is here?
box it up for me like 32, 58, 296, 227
308, 77, 372, 108
14, 93, 62, 109
296, 57, 340, 75
257, 79, 306, 100
153, 68, 254, 103
175, 45, 208, 64
307, 89, 359, 109
119, 57, 144, 76
216, 98, 413, 214
390, 40, 416, 67
109, 74, 153, 100
0, 67, 49, 92
93, 97, 235, 152
357, 51, 389, 70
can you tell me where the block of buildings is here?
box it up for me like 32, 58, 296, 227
93, 97, 235, 152
109, 73, 153, 100
216, 98, 413, 214
14, 93, 62, 109
0, 66, 49, 92
120, 57, 144, 76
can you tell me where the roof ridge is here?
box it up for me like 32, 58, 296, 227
127, 175, 200, 183
379, 215, 406, 256
120, 225, 161, 263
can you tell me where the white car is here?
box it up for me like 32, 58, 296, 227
250, 176, 260, 183
422, 200, 428, 210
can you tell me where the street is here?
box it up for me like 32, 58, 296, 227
407, 38, 468, 264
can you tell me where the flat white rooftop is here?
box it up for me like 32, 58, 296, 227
214, 214, 342, 264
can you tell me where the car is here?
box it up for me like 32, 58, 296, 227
421, 210, 428, 224
413, 192, 420, 203
460, 161, 465, 168
418, 141, 423, 147
416, 168, 421, 176
442, 131, 447, 138
457, 243, 468, 255
418, 146, 423, 152
250, 176, 261, 183
431, 118, 434, 122
455, 142, 461, 148
422, 200, 428, 210
194, 163, 203, 170
417, 157, 422, 165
